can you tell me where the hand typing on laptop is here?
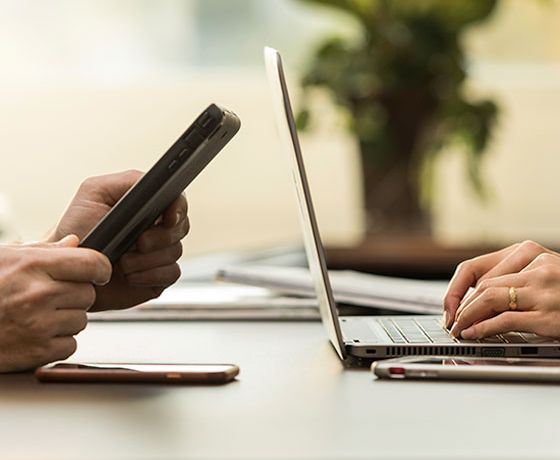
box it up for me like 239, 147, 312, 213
444, 240, 560, 340
265, 46, 560, 361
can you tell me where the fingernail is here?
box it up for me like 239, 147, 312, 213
461, 328, 475, 340
442, 310, 449, 328
175, 212, 182, 226
96, 270, 112, 286
450, 322, 459, 337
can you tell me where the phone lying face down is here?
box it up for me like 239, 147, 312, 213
80, 104, 240, 264
372, 356, 560, 383
35, 363, 239, 384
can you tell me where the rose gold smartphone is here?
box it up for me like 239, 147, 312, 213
35, 363, 239, 384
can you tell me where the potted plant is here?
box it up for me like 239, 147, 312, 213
296, 0, 499, 235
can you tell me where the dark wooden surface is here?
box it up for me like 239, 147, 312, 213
325, 236, 501, 280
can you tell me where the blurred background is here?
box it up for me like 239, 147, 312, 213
0, 0, 559, 277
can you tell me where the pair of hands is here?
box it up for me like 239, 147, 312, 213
0, 170, 189, 372
443, 240, 560, 340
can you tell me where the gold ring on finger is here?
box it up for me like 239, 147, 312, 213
508, 286, 518, 311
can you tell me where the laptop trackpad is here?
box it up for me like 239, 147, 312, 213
341, 317, 390, 344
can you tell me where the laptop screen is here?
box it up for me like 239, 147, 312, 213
264, 47, 346, 359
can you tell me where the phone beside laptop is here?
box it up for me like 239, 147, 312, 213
80, 103, 240, 264
372, 356, 560, 383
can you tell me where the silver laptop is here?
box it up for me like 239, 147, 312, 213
264, 46, 560, 365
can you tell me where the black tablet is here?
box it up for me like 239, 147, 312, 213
80, 104, 240, 264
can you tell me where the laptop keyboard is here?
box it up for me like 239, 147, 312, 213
378, 317, 544, 344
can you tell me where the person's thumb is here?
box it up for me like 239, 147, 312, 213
23, 234, 80, 249
51, 234, 80, 248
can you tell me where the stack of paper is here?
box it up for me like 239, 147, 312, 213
88, 283, 320, 321
217, 265, 447, 314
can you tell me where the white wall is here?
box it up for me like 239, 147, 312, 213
2, 63, 560, 253
0, 71, 365, 254
433, 65, 560, 246
2, 0, 560, 255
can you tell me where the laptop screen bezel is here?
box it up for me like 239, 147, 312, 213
264, 46, 346, 359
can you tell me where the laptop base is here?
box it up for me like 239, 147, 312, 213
342, 315, 560, 363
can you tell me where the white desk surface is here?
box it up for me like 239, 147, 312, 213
1, 320, 558, 460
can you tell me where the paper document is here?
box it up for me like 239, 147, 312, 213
88, 283, 320, 321
217, 266, 448, 314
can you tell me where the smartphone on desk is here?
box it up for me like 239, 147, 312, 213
372, 356, 560, 383
80, 103, 240, 264
35, 363, 240, 384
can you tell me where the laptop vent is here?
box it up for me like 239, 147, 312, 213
386, 346, 478, 357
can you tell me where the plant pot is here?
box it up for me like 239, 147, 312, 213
360, 152, 431, 236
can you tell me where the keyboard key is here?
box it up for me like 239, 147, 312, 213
428, 335, 456, 344
417, 318, 444, 330
392, 319, 431, 343
382, 318, 459, 345
406, 337, 432, 344
415, 319, 456, 343
501, 333, 527, 344
480, 335, 504, 343
378, 320, 407, 343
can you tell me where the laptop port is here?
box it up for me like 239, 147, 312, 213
481, 347, 505, 357
521, 347, 538, 355
365, 349, 377, 355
